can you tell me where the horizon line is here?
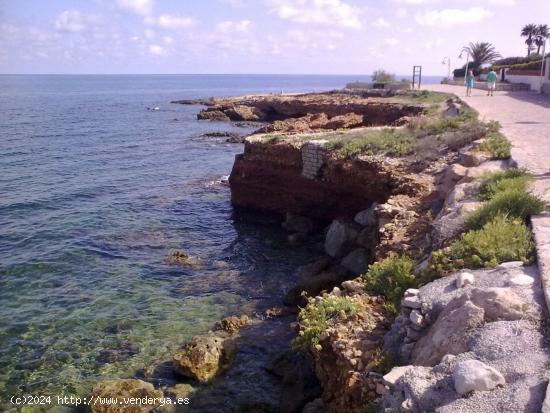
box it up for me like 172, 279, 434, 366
0, 73, 445, 77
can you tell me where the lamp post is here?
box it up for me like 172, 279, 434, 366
458, 47, 470, 84
442, 56, 451, 79
539, 37, 547, 94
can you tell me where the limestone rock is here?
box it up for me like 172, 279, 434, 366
412, 300, 485, 366
91, 379, 163, 413
452, 359, 505, 395
469, 287, 526, 322
217, 315, 249, 334
354, 204, 378, 227
173, 333, 236, 383
383, 365, 414, 386
340, 248, 371, 275
542, 381, 550, 413
456, 271, 475, 288
460, 151, 490, 167
409, 310, 424, 327
341, 280, 364, 294
324, 219, 361, 258
402, 296, 421, 309
508, 273, 535, 286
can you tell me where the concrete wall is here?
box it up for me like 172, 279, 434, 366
301, 140, 327, 179
505, 72, 542, 91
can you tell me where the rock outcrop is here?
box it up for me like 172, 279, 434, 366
172, 332, 236, 383
91, 379, 164, 413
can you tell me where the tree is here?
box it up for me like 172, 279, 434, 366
521, 24, 538, 56
535, 24, 549, 55
464, 42, 501, 67
371, 69, 395, 83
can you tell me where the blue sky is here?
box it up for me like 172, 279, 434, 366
1, 0, 549, 75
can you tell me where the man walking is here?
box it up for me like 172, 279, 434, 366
486, 68, 497, 96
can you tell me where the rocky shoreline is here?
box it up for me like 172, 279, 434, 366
87, 90, 550, 413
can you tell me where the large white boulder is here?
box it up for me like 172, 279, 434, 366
324, 219, 361, 258
452, 359, 505, 395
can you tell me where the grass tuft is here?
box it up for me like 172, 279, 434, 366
478, 168, 532, 201
430, 214, 534, 274
467, 187, 548, 230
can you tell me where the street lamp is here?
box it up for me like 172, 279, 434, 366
539, 37, 547, 94
442, 56, 451, 79
458, 47, 470, 83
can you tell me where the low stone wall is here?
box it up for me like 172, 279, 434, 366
446, 79, 530, 91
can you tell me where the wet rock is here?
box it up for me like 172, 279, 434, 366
197, 110, 230, 121
340, 248, 371, 275
216, 315, 250, 334
165, 250, 203, 268
200, 131, 242, 140
452, 359, 505, 395
324, 219, 362, 258
164, 383, 195, 399
282, 212, 314, 234
266, 350, 321, 413
91, 379, 164, 413
172, 333, 236, 383
296, 256, 332, 278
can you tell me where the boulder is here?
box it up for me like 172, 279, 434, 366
216, 315, 249, 334
469, 287, 526, 322
383, 365, 414, 386
173, 333, 236, 383
340, 248, 371, 275
412, 300, 485, 366
284, 266, 350, 306
452, 359, 505, 395
283, 212, 314, 234
91, 379, 163, 413
324, 219, 362, 258
296, 256, 332, 279
356, 227, 377, 249
354, 204, 378, 227
460, 150, 490, 167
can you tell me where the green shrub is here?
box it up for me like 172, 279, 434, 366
430, 215, 534, 274
326, 129, 414, 158
467, 188, 548, 229
478, 168, 532, 201
477, 132, 511, 159
362, 255, 417, 307
293, 296, 359, 351
372, 69, 395, 83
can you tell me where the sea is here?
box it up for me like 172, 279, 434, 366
0, 74, 443, 409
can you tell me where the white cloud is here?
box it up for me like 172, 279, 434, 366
115, 0, 154, 16
268, 0, 362, 29
54, 10, 97, 33
148, 44, 166, 55
384, 37, 399, 46
425, 39, 444, 49
373, 17, 390, 28
146, 13, 196, 29
415, 7, 491, 27
216, 20, 252, 33
394, 0, 437, 4
145, 28, 155, 39
487, 0, 515, 4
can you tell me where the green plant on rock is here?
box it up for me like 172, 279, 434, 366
293, 295, 359, 351
362, 255, 417, 307
477, 131, 511, 159
368, 348, 396, 374
361, 403, 379, 413
478, 168, 532, 201
326, 128, 415, 159
430, 214, 534, 274
467, 187, 548, 229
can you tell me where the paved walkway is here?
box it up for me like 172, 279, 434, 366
424, 84, 550, 310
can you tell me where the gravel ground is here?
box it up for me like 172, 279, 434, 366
381, 264, 550, 413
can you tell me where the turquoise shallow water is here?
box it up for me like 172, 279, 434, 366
0, 74, 442, 409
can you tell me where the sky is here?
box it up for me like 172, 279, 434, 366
0, 0, 549, 75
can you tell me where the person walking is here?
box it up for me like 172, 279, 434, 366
486, 68, 497, 96
466, 70, 475, 97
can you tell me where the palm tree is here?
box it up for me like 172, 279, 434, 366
464, 42, 501, 68
521, 24, 538, 56
535, 24, 549, 55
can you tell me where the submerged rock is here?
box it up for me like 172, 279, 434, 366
91, 379, 164, 413
172, 333, 236, 383
216, 315, 250, 334
165, 250, 203, 268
